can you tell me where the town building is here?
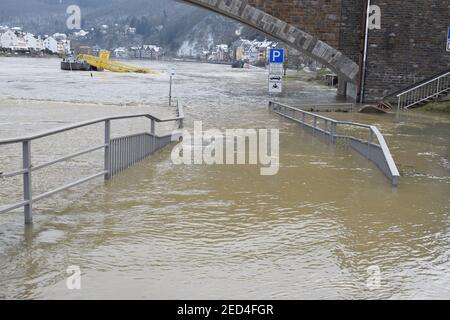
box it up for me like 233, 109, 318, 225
24, 33, 44, 52
209, 44, 230, 62
113, 47, 128, 58
0, 30, 28, 51
231, 39, 278, 66
0, 29, 19, 50
57, 39, 71, 55
43, 36, 58, 53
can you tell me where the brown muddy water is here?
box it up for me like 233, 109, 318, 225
0, 57, 449, 299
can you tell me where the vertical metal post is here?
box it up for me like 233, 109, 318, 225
169, 74, 173, 107
151, 119, 156, 153
22, 140, 32, 224
331, 122, 337, 143
151, 119, 156, 135
359, 0, 371, 103
368, 129, 373, 159
104, 120, 111, 180
436, 78, 440, 97
177, 101, 184, 129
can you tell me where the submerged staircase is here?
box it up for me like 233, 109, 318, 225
393, 69, 450, 110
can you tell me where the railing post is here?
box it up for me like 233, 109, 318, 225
151, 119, 155, 135
177, 101, 184, 129
331, 122, 337, 143
151, 118, 156, 152
104, 120, 111, 180
22, 140, 32, 224
368, 129, 373, 159
436, 78, 440, 97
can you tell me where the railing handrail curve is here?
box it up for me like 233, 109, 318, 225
269, 101, 400, 186
396, 72, 450, 97
0, 113, 183, 146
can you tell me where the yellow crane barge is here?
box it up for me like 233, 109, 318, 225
69, 50, 160, 74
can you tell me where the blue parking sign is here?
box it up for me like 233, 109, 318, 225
269, 48, 284, 64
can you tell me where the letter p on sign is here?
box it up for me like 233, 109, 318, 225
270, 49, 284, 64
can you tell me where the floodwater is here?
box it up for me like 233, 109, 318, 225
0, 57, 449, 299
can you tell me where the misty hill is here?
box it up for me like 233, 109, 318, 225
0, 0, 265, 54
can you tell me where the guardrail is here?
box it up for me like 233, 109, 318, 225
0, 102, 184, 224
269, 101, 400, 186
293, 103, 353, 113
397, 72, 450, 109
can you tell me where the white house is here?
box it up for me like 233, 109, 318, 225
57, 39, 71, 55
23, 33, 44, 51
12, 34, 28, 51
0, 30, 27, 51
113, 47, 127, 58
0, 29, 18, 49
43, 36, 58, 53
36, 38, 44, 51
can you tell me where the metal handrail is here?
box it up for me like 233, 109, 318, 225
397, 72, 450, 96
293, 103, 354, 112
0, 102, 185, 224
0, 113, 182, 146
269, 101, 400, 186
396, 72, 450, 109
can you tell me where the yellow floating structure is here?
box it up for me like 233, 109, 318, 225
78, 50, 160, 74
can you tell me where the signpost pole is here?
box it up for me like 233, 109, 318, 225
169, 68, 175, 107
268, 48, 284, 95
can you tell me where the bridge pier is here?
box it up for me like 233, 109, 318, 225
337, 80, 347, 99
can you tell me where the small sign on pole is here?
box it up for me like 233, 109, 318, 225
269, 63, 283, 76
269, 77, 283, 94
268, 48, 284, 95
169, 67, 175, 107
269, 48, 285, 64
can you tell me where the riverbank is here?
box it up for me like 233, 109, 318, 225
421, 100, 450, 113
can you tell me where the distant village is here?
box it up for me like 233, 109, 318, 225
0, 25, 165, 59
0, 25, 71, 56
0, 24, 303, 68
190, 39, 280, 66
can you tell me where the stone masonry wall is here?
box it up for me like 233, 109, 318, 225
247, 0, 345, 50
364, 0, 450, 101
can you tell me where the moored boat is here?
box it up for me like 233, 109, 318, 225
61, 56, 98, 71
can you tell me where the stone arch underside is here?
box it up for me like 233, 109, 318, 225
179, 0, 360, 83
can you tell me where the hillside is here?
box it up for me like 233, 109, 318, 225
0, 0, 265, 54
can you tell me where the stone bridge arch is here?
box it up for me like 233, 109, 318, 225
179, 0, 360, 84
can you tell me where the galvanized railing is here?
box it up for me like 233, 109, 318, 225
0, 102, 184, 224
269, 101, 400, 186
397, 72, 450, 109
293, 103, 353, 113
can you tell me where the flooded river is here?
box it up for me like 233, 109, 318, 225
0, 57, 449, 299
